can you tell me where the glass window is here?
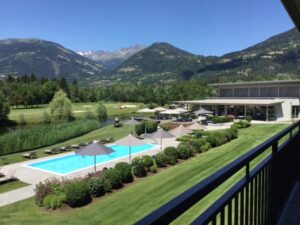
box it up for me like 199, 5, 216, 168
219, 88, 233, 97
279, 86, 299, 97
260, 87, 278, 97
234, 88, 248, 97
250, 88, 259, 97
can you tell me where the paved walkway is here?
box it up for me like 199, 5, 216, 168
0, 138, 179, 207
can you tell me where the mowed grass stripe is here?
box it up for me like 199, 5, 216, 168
0, 124, 288, 225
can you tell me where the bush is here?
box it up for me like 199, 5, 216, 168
43, 194, 66, 210
0, 120, 100, 155
203, 128, 238, 147
209, 116, 232, 124
132, 164, 147, 177
153, 152, 168, 168
34, 178, 62, 207
177, 143, 194, 159
150, 164, 158, 173
96, 102, 107, 121
88, 176, 111, 197
200, 142, 211, 152
176, 135, 195, 142
232, 120, 251, 129
65, 181, 91, 207
166, 155, 177, 165
135, 121, 158, 136
114, 162, 133, 183
164, 147, 179, 160
245, 116, 252, 122
141, 155, 154, 172
188, 139, 206, 153
104, 168, 123, 189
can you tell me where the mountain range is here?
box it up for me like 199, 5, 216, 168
0, 27, 300, 85
77, 45, 146, 70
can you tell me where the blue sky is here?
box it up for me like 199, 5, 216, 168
0, 0, 294, 56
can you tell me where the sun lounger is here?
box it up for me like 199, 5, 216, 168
0, 170, 17, 183
44, 148, 60, 154
22, 151, 37, 159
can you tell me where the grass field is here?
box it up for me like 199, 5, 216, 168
0, 124, 288, 225
0, 124, 132, 166
0, 181, 29, 194
9, 102, 145, 124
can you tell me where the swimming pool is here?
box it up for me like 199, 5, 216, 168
28, 144, 158, 175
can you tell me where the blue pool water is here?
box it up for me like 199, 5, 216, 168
28, 144, 157, 174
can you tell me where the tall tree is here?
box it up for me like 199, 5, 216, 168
59, 77, 71, 98
49, 90, 73, 121
0, 90, 10, 122
70, 79, 80, 102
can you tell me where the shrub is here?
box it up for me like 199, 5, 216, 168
177, 143, 194, 159
141, 155, 154, 172
34, 178, 62, 207
96, 102, 107, 121
150, 164, 158, 173
43, 194, 66, 210
203, 128, 238, 147
104, 168, 123, 189
164, 147, 179, 160
132, 164, 147, 177
132, 157, 143, 166
135, 121, 158, 135
114, 162, 133, 183
233, 120, 251, 129
245, 116, 252, 122
200, 142, 211, 152
166, 155, 177, 165
176, 135, 195, 142
88, 176, 111, 197
209, 116, 232, 124
188, 139, 206, 153
65, 181, 91, 207
153, 152, 168, 168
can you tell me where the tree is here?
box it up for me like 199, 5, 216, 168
59, 77, 71, 98
70, 80, 80, 102
96, 102, 107, 121
0, 90, 10, 122
49, 90, 73, 121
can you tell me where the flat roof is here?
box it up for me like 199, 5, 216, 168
208, 80, 300, 87
176, 98, 284, 106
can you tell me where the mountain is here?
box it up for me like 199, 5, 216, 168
1, 28, 300, 85
196, 28, 300, 83
110, 42, 216, 83
0, 38, 104, 82
77, 45, 146, 70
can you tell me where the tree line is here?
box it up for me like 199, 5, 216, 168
0, 74, 213, 122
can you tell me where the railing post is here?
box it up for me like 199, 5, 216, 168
270, 141, 278, 225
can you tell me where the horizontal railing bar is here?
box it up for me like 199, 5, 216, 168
191, 154, 272, 224
136, 121, 300, 225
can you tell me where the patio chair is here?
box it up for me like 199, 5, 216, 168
22, 151, 37, 159
0, 170, 17, 183
44, 148, 60, 154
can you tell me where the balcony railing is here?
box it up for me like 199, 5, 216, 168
136, 121, 300, 225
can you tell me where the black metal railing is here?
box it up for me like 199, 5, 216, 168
136, 121, 300, 225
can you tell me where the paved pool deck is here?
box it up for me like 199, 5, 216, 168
0, 138, 179, 207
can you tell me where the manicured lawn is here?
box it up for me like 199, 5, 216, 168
0, 124, 132, 166
0, 124, 288, 225
9, 102, 145, 124
0, 181, 29, 194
